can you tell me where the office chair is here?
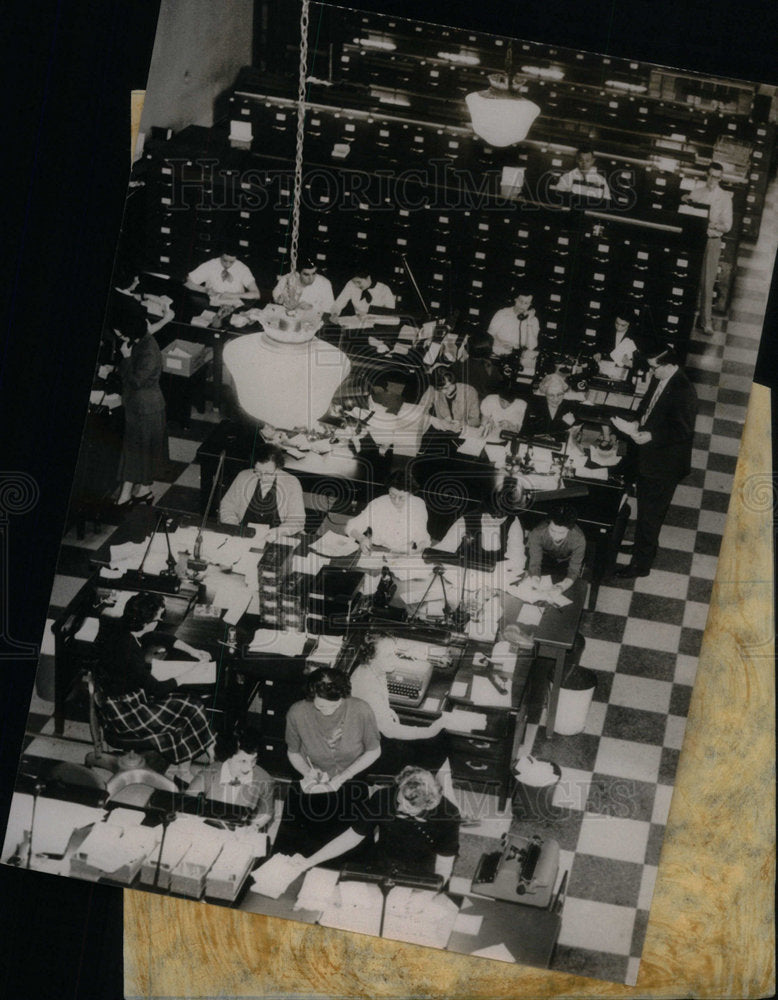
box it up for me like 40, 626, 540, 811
84, 670, 163, 775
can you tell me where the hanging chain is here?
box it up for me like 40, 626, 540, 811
289, 0, 310, 277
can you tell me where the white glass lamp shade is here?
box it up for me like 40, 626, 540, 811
223, 331, 351, 431
466, 91, 540, 147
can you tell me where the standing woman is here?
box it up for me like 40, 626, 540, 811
114, 310, 168, 507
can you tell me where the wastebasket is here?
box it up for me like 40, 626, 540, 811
550, 666, 597, 736
512, 755, 562, 822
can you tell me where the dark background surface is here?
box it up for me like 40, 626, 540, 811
0, 2, 776, 998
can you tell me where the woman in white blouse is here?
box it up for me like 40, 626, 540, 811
347, 470, 431, 554
436, 482, 527, 579
480, 383, 528, 438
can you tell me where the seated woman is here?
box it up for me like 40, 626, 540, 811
480, 382, 528, 438
187, 731, 275, 828
218, 442, 306, 539
273, 668, 380, 857
349, 635, 452, 788
435, 482, 527, 576
290, 766, 460, 882
525, 372, 578, 437
347, 469, 431, 555
426, 366, 481, 434
95, 593, 215, 785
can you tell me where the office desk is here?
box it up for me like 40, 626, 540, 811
534, 579, 587, 738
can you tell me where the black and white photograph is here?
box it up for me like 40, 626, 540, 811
1, 0, 775, 988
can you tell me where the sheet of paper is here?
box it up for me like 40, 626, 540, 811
469, 675, 513, 708
150, 659, 217, 685
294, 866, 340, 911
440, 709, 488, 733
309, 531, 359, 557
382, 886, 460, 949
33, 799, 107, 856
421, 695, 442, 713
249, 854, 300, 899
470, 942, 516, 962
319, 881, 384, 937
223, 591, 253, 626
518, 603, 544, 625
484, 443, 508, 466
248, 629, 307, 657
457, 436, 486, 457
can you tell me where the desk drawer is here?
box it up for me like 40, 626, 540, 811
451, 754, 505, 783
448, 732, 507, 762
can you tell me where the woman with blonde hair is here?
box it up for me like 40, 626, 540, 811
525, 372, 578, 436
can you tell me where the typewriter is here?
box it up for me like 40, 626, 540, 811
471, 831, 560, 908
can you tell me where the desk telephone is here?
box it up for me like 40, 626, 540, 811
471, 831, 560, 908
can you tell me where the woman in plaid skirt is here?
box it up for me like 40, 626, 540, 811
96, 592, 215, 783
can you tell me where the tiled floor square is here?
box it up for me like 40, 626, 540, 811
509, 807, 587, 853
662, 505, 700, 531
575, 812, 651, 866
657, 525, 696, 552
583, 700, 607, 738
651, 548, 693, 576
637, 864, 658, 910
658, 747, 680, 785
713, 403, 747, 423
721, 358, 757, 377
644, 822, 666, 867
559, 897, 637, 957
586, 773, 657, 824
588, 670, 614, 704
630, 909, 650, 958
553, 767, 594, 812
690, 553, 719, 580
566, 853, 644, 908
628, 592, 686, 626
686, 576, 714, 605
693, 383, 717, 401
695, 398, 716, 418
168, 437, 202, 464
580, 611, 626, 644
174, 463, 202, 489
669, 684, 693, 717
678, 626, 704, 656
673, 655, 698, 686
706, 452, 739, 475
719, 374, 755, 396
621, 618, 681, 654
632, 570, 689, 601
711, 417, 745, 439
593, 586, 633, 617
615, 646, 678, 683
700, 488, 733, 513
682, 601, 710, 631
696, 510, 728, 535
531, 732, 602, 773
694, 414, 714, 434
594, 738, 662, 784
708, 434, 744, 457
671, 485, 703, 509
693, 531, 723, 557
602, 705, 667, 746
651, 785, 674, 828
626, 956, 642, 986
663, 714, 687, 751
609, 674, 673, 714
579, 637, 621, 672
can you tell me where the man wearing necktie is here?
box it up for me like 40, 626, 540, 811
681, 162, 733, 335
185, 248, 260, 306
611, 345, 697, 578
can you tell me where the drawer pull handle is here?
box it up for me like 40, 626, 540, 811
464, 760, 489, 772
469, 740, 491, 750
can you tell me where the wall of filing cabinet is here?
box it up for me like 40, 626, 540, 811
136, 96, 708, 359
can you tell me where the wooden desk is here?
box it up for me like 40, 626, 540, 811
534, 579, 587, 739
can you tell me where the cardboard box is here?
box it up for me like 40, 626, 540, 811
162, 339, 212, 377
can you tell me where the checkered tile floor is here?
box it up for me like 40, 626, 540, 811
33, 184, 775, 984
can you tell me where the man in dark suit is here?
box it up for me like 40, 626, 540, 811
611, 345, 697, 578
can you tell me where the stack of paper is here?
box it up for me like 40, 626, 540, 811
294, 866, 340, 911
250, 854, 301, 899
248, 629, 307, 657
310, 531, 359, 557
150, 659, 217, 685
383, 886, 460, 949
319, 880, 384, 936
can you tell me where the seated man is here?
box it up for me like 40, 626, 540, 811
347, 470, 431, 554
272, 256, 335, 314
187, 731, 275, 827
218, 442, 305, 538
289, 766, 460, 882
184, 248, 260, 305
488, 285, 540, 356
553, 145, 612, 202
527, 505, 586, 592
331, 268, 396, 318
